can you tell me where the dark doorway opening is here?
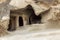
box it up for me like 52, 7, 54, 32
19, 17, 23, 26
29, 14, 42, 24
26, 5, 42, 24
29, 17, 31, 25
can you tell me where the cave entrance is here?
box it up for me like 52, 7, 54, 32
30, 14, 41, 24
19, 17, 23, 26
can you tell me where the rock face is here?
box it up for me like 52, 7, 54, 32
0, 25, 8, 36
9, 0, 60, 27
9, 0, 51, 16
29, 0, 60, 28
0, 0, 59, 34
0, 0, 11, 36
41, 4, 60, 29
8, 5, 42, 31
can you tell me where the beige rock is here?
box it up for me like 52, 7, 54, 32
0, 0, 10, 36
10, 0, 51, 16
25, 0, 50, 16
41, 4, 60, 28
0, 25, 8, 37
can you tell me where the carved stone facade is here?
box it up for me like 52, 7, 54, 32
8, 5, 41, 31
0, 0, 60, 36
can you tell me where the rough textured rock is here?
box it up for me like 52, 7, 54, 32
9, 0, 60, 16
41, 5, 60, 22
9, 0, 28, 9
41, 4, 60, 29
9, 0, 50, 16
0, 0, 10, 36
25, 0, 51, 16
0, 25, 8, 37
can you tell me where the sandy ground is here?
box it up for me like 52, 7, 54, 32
0, 24, 60, 40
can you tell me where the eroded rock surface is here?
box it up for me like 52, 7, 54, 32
0, 0, 10, 36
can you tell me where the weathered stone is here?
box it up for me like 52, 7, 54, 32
7, 0, 60, 31
41, 4, 60, 25
0, 0, 11, 36
0, 25, 8, 37
25, 0, 51, 16
8, 5, 36, 31
10, 0, 51, 16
